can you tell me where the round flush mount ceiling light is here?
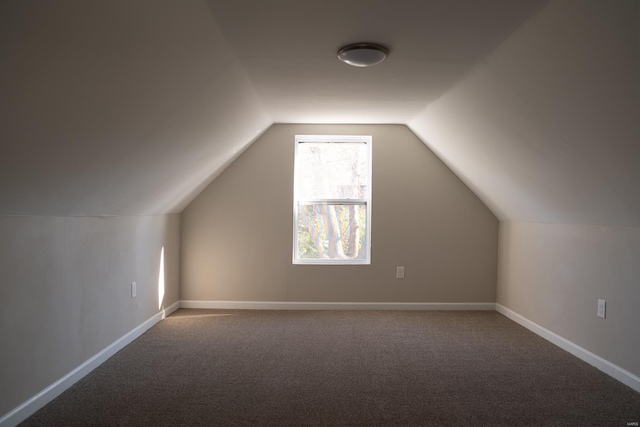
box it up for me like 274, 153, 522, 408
337, 43, 389, 67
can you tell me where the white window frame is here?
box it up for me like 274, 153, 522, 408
293, 134, 372, 265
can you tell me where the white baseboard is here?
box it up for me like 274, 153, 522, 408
496, 303, 640, 393
0, 301, 180, 427
160, 301, 180, 320
180, 300, 496, 311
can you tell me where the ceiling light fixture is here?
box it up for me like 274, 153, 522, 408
337, 43, 389, 67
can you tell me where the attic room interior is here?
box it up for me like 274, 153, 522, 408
1, 0, 639, 425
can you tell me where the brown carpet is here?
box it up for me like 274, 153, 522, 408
21, 309, 640, 426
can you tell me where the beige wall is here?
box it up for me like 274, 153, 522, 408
181, 124, 498, 303
0, 214, 180, 416
497, 221, 640, 377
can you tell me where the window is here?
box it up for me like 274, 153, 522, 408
293, 135, 372, 264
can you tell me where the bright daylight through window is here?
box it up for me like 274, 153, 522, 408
293, 135, 372, 264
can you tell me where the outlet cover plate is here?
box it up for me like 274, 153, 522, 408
597, 299, 605, 318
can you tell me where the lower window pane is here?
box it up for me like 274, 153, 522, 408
297, 203, 367, 260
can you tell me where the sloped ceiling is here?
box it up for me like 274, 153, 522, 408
0, 0, 270, 216
409, 0, 640, 226
1, 0, 638, 227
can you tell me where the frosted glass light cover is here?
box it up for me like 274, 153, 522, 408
337, 44, 388, 67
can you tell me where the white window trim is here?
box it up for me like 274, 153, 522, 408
293, 134, 372, 265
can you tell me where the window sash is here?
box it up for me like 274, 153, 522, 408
297, 199, 368, 205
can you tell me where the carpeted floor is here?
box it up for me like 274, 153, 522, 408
21, 309, 640, 426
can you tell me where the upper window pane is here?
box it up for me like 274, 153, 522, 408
295, 142, 368, 200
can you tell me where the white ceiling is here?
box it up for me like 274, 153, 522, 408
1, 0, 638, 227
410, 0, 640, 226
0, 0, 270, 215
207, 0, 545, 123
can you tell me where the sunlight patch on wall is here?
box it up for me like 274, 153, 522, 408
158, 246, 165, 310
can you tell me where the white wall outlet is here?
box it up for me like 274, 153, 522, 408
396, 266, 405, 279
131, 281, 137, 298
597, 299, 605, 319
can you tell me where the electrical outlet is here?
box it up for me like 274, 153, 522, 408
396, 266, 405, 279
597, 299, 605, 319
131, 281, 137, 298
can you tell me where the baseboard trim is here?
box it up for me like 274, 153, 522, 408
496, 303, 640, 393
0, 301, 180, 427
180, 300, 496, 311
